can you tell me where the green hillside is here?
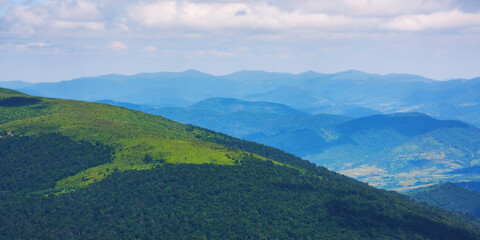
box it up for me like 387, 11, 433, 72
407, 183, 480, 218
1, 88, 480, 239
0, 88, 281, 193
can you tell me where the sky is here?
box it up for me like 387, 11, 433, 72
1, 0, 480, 82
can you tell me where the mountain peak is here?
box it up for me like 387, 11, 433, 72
297, 70, 325, 79
339, 69, 368, 74
189, 97, 305, 115
223, 70, 296, 82
337, 112, 470, 136
179, 69, 213, 77
331, 70, 377, 80
182, 69, 203, 74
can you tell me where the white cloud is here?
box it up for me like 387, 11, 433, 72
126, 1, 376, 31
108, 41, 127, 51
51, 20, 105, 30
128, 2, 177, 28
192, 49, 235, 57
383, 9, 480, 31
121, 0, 480, 37
145, 46, 158, 52
3, 0, 106, 35
2, 0, 480, 40
7, 5, 47, 26
296, 0, 451, 17
50, 0, 102, 21
117, 22, 129, 31
17, 42, 50, 49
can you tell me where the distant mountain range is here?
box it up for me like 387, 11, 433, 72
3, 69, 480, 126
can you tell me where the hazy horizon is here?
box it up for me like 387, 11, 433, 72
0, 68, 474, 83
1, 0, 480, 82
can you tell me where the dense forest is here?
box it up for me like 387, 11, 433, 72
2, 159, 480, 239
407, 183, 480, 218
0, 133, 112, 193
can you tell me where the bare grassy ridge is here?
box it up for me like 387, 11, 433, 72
0, 89, 273, 193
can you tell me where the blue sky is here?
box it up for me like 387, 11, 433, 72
1, 0, 480, 82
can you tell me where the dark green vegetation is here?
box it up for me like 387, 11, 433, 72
3, 160, 480, 239
0, 96, 41, 107
2, 88, 480, 239
0, 133, 112, 193
407, 183, 480, 218
13, 70, 480, 127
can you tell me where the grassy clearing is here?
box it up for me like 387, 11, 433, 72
0, 91, 284, 191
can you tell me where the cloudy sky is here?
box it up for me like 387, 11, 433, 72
1, 0, 480, 82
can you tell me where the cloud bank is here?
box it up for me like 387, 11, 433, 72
1, 0, 479, 38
